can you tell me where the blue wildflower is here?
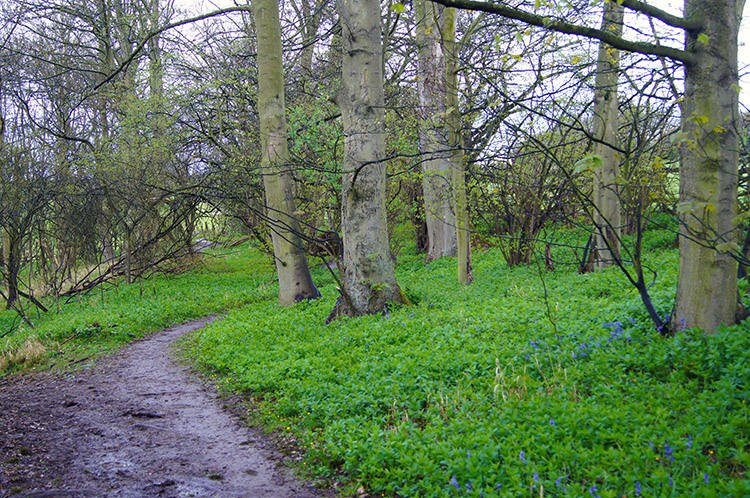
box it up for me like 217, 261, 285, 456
466, 481, 473, 491
550, 418, 555, 426
520, 450, 526, 463
670, 476, 673, 487
555, 476, 567, 486
467, 450, 471, 459
589, 484, 601, 497
704, 473, 709, 484
533, 472, 539, 483
450, 475, 459, 491
635, 481, 641, 496
665, 441, 674, 462
686, 435, 692, 450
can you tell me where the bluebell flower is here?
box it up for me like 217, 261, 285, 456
670, 476, 673, 487
686, 435, 692, 450
520, 450, 526, 463
467, 450, 471, 458
466, 481, 473, 491
589, 484, 601, 497
550, 418, 555, 426
629, 317, 636, 324
665, 441, 674, 462
635, 481, 641, 496
450, 475, 459, 491
704, 473, 709, 484
555, 476, 566, 486
533, 472, 539, 483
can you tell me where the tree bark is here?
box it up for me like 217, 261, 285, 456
416, 0, 458, 261
253, 0, 321, 306
334, 0, 403, 316
674, 0, 742, 332
444, 7, 473, 284
592, 1, 624, 270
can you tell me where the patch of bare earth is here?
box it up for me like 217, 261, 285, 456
0, 317, 335, 498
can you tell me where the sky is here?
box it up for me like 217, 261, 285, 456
173, 0, 750, 109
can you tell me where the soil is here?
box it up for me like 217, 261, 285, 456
0, 317, 336, 498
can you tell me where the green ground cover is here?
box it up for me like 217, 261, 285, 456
0, 246, 276, 372
191, 229, 750, 497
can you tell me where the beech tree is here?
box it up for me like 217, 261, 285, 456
591, 0, 624, 269
430, 0, 747, 333
415, 0, 458, 261
252, 0, 321, 305
332, 0, 403, 316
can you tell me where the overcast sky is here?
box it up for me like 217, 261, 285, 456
172, 0, 750, 109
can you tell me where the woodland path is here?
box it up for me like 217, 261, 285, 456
0, 317, 333, 498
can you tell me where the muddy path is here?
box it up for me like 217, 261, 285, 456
0, 317, 334, 498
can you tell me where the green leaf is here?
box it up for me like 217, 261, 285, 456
573, 154, 602, 174
391, 2, 406, 13
698, 33, 710, 45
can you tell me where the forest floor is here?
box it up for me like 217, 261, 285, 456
0, 317, 335, 498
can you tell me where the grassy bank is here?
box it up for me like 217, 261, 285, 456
0, 245, 276, 373
190, 230, 750, 497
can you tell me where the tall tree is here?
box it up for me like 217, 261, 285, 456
444, 7, 473, 284
415, 0, 458, 261
431, 0, 746, 333
252, 0, 321, 306
591, 0, 624, 269
333, 0, 403, 316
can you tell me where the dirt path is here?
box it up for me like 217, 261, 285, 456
0, 317, 333, 498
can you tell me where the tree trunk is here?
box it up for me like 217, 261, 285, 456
416, 0, 458, 261
4, 232, 19, 309
253, 0, 321, 306
334, 0, 403, 316
674, 0, 742, 332
592, 1, 623, 270
445, 7, 473, 284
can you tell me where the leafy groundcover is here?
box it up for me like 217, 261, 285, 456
192, 238, 750, 497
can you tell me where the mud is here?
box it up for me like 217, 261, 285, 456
0, 317, 334, 498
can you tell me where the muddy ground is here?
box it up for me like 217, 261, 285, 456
0, 317, 335, 498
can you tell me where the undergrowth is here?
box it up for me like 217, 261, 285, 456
0, 245, 276, 373
191, 229, 750, 497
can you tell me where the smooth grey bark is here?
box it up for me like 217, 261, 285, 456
444, 6, 472, 284
592, 1, 624, 269
333, 0, 403, 316
253, 0, 320, 306
415, 0, 458, 261
674, 0, 742, 332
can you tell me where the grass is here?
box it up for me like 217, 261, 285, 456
189, 227, 750, 497
0, 244, 277, 374
2, 224, 748, 497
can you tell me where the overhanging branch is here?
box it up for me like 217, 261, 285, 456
429, 0, 697, 66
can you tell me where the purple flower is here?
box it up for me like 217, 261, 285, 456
704, 473, 709, 484
467, 450, 471, 459
669, 476, 674, 487
589, 484, 601, 497
520, 450, 526, 463
550, 418, 555, 426
665, 441, 674, 462
555, 476, 567, 486
533, 472, 539, 483
686, 435, 693, 450
466, 481, 473, 491
450, 476, 459, 491
635, 481, 641, 496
